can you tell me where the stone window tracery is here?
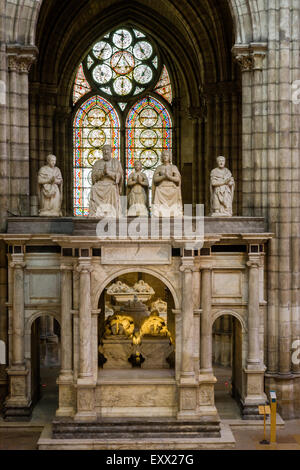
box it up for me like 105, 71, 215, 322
72, 26, 173, 216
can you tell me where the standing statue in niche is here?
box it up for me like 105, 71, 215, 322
152, 150, 183, 217
89, 144, 123, 218
38, 154, 63, 217
127, 160, 149, 217
210, 156, 235, 217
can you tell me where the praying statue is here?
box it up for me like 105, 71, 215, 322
127, 160, 149, 217
210, 156, 235, 217
89, 144, 123, 218
152, 150, 183, 217
38, 154, 63, 217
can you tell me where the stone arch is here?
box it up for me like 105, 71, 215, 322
212, 309, 247, 333
93, 267, 180, 311
25, 311, 61, 335
8, 0, 261, 48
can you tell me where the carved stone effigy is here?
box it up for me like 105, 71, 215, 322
150, 299, 168, 315
101, 296, 174, 369
127, 161, 149, 217
140, 314, 173, 344
152, 150, 183, 218
107, 280, 154, 303
89, 144, 123, 218
103, 314, 135, 339
107, 280, 134, 295
38, 154, 63, 216
210, 156, 235, 217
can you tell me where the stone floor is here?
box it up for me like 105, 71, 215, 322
1, 364, 300, 450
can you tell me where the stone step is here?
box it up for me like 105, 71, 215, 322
52, 419, 221, 439
53, 432, 221, 440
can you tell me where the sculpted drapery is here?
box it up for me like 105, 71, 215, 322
127, 161, 149, 217
152, 150, 183, 218
210, 156, 235, 217
89, 145, 123, 218
38, 154, 63, 217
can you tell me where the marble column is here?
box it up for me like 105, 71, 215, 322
242, 252, 267, 418
193, 264, 201, 375
247, 255, 261, 367
177, 257, 198, 420
75, 256, 96, 422
201, 266, 213, 374
198, 258, 219, 422
5, 252, 31, 419
57, 262, 74, 417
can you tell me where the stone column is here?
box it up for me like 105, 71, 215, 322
242, 252, 267, 418
233, 48, 254, 216
232, 44, 267, 217
75, 256, 96, 422
72, 262, 80, 380
6, 46, 37, 216
198, 258, 219, 423
5, 250, 31, 420
177, 256, 198, 420
193, 264, 201, 375
200, 265, 213, 374
247, 255, 261, 367
56, 262, 74, 417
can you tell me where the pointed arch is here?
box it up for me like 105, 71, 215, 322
125, 95, 172, 203
73, 95, 121, 216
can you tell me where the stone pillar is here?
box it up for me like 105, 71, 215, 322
193, 264, 201, 375
72, 262, 80, 380
233, 43, 267, 217
6, 45, 37, 216
242, 252, 267, 419
177, 255, 198, 420
198, 258, 219, 422
5, 250, 31, 420
247, 255, 261, 367
75, 256, 96, 422
56, 262, 74, 417
200, 265, 213, 374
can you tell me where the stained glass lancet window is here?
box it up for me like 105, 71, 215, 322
73, 95, 120, 216
126, 96, 172, 205
72, 26, 174, 216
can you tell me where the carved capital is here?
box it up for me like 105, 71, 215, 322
232, 43, 267, 72
77, 264, 93, 274
235, 54, 254, 72
247, 257, 260, 269
180, 263, 194, 273
10, 261, 26, 270
7, 45, 38, 74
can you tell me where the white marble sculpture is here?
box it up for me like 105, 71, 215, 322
127, 160, 149, 217
152, 150, 183, 217
133, 280, 155, 295
89, 144, 123, 218
210, 156, 235, 217
37, 154, 63, 217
